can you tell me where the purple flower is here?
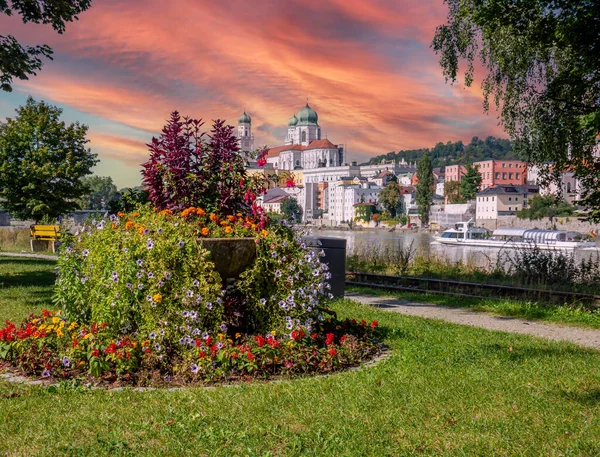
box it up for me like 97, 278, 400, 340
149, 332, 157, 339
136, 272, 143, 279
182, 311, 190, 318
97, 221, 105, 230
112, 272, 119, 282
193, 279, 200, 287
155, 343, 161, 351
159, 329, 165, 336
192, 328, 200, 335
136, 259, 144, 267
202, 332, 210, 340
275, 270, 282, 278
62, 356, 70, 367
158, 280, 165, 287
312, 269, 320, 277
82, 249, 89, 257
279, 301, 286, 308
138, 283, 144, 290
206, 302, 213, 310
271, 251, 278, 258
147, 272, 154, 279
143, 228, 150, 235
110, 214, 117, 222
81, 276, 88, 284
41, 369, 51, 378
146, 238, 154, 249
164, 272, 172, 280
216, 342, 224, 349
126, 283, 133, 290
219, 324, 227, 332
157, 228, 164, 234
259, 298, 267, 305
178, 240, 185, 248
146, 295, 153, 302
190, 364, 199, 373
190, 311, 198, 319
187, 290, 194, 298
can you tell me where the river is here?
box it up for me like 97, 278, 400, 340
315, 229, 600, 269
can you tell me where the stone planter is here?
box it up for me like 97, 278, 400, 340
199, 237, 257, 280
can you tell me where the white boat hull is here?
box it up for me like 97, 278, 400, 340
434, 237, 596, 250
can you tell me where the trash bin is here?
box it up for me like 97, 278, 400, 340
302, 236, 346, 298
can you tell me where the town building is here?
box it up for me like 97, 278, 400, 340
475, 185, 539, 220
445, 165, 467, 183
473, 160, 527, 190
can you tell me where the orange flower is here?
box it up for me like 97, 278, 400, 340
201, 227, 209, 236
196, 208, 206, 217
236, 213, 243, 218
225, 226, 233, 234
226, 215, 236, 223
138, 226, 146, 235
117, 212, 125, 218
133, 212, 140, 217
260, 229, 269, 238
159, 209, 173, 216
220, 221, 228, 227
209, 213, 219, 222
111, 223, 117, 230
125, 221, 134, 230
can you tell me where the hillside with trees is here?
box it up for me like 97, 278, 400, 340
364, 136, 516, 168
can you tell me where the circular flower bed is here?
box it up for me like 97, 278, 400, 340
0, 113, 382, 387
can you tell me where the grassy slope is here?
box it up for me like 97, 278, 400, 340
347, 285, 600, 329
1, 258, 600, 456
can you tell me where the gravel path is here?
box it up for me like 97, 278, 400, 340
0, 252, 57, 260
346, 292, 600, 351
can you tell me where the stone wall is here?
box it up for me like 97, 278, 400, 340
476, 216, 600, 234
0, 211, 10, 226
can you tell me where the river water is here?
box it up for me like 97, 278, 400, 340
316, 229, 600, 269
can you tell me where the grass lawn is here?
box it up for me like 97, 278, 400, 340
1, 257, 600, 456
348, 285, 600, 329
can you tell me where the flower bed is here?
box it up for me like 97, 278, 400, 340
0, 310, 380, 387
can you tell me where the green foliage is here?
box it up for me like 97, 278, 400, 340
416, 153, 433, 225
432, 0, 600, 220
378, 182, 404, 218
354, 204, 376, 223
1, 0, 91, 91
0, 97, 98, 221
77, 176, 119, 210
460, 165, 482, 201
108, 187, 149, 213
518, 195, 575, 220
280, 197, 302, 223
444, 180, 464, 203
365, 136, 515, 168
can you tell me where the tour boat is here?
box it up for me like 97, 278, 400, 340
434, 221, 597, 250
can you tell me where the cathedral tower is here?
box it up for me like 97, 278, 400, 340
237, 111, 254, 152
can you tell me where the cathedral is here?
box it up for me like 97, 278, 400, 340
236, 103, 346, 170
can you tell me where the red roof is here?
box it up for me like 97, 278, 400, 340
266, 144, 306, 158
305, 139, 337, 150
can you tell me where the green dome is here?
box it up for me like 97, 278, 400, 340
297, 103, 318, 125
238, 111, 251, 124
288, 114, 298, 127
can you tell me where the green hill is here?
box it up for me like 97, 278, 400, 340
364, 136, 517, 168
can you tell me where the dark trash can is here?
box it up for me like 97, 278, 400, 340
302, 236, 346, 298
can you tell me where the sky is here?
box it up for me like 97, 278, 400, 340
0, 0, 505, 189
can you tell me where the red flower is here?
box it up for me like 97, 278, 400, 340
255, 335, 266, 347
370, 320, 379, 329
325, 333, 335, 345
195, 338, 202, 347
104, 343, 117, 354
311, 333, 317, 339
340, 335, 347, 344
91, 349, 100, 357
327, 349, 337, 356
291, 330, 300, 342
205, 336, 212, 345
42, 310, 51, 318
247, 350, 255, 362
360, 320, 367, 326
145, 349, 151, 354
268, 337, 280, 349
198, 350, 206, 359
231, 352, 239, 360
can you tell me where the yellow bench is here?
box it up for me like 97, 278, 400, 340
30, 225, 60, 253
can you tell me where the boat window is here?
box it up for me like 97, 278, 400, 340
457, 233, 464, 239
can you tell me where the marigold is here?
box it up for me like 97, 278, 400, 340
220, 220, 228, 227
201, 227, 209, 236
224, 226, 233, 234
117, 212, 125, 217
133, 212, 140, 217
112, 223, 117, 230
56, 330, 64, 338
138, 226, 146, 235
226, 215, 236, 222
261, 229, 269, 238
51, 317, 60, 324
125, 221, 134, 230
209, 214, 219, 222
153, 294, 162, 303
196, 208, 206, 217
83, 333, 92, 340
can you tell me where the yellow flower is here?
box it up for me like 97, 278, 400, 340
287, 341, 293, 348
46, 325, 54, 332
83, 333, 92, 340
32, 318, 39, 324
235, 333, 241, 339
270, 330, 276, 336
38, 324, 46, 331
59, 321, 65, 329
68, 322, 78, 331
227, 339, 233, 345
218, 333, 225, 341
261, 230, 269, 238
132, 342, 137, 348
56, 330, 64, 338
153, 294, 162, 303
142, 340, 150, 347
52, 317, 60, 324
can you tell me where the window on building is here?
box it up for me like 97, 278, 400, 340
502, 172, 506, 179
301, 131, 306, 143
509, 173, 513, 179
495, 173, 500, 179
509, 207, 512, 211
502, 163, 506, 168
508, 197, 512, 201
515, 197, 518, 201
509, 163, 513, 168
516, 173, 520, 179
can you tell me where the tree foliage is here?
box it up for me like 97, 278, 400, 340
1, 0, 92, 92
76, 176, 119, 210
379, 182, 404, 218
354, 204, 377, 223
0, 97, 97, 221
108, 187, 149, 213
365, 136, 514, 168
517, 195, 575, 221
280, 197, 302, 223
460, 165, 482, 201
416, 153, 434, 225
432, 0, 600, 220
444, 180, 464, 204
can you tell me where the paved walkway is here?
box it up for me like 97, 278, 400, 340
0, 252, 57, 260
346, 292, 600, 351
